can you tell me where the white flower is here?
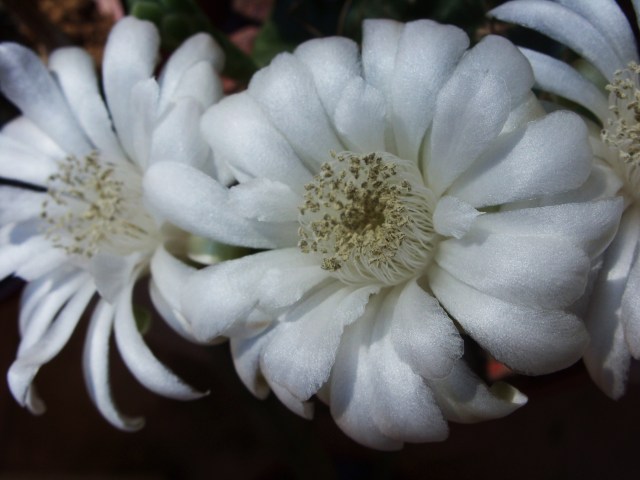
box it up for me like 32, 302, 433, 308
0, 17, 225, 429
489, 0, 640, 399
145, 19, 621, 449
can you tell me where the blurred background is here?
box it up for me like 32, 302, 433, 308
1, 0, 640, 478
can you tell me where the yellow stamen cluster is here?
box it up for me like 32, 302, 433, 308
41, 153, 151, 258
603, 62, 640, 191
298, 151, 437, 286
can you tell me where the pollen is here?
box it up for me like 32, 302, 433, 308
298, 151, 437, 286
603, 62, 640, 194
41, 153, 157, 258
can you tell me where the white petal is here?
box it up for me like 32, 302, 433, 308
294, 37, 361, 117
330, 314, 403, 451
168, 61, 223, 111
103, 17, 159, 160
261, 283, 378, 401
556, 0, 638, 64
456, 35, 534, 108
333, 77, 387, 153
8, 280, 95, 413
48, 47, 125, 159
88, 251, 140, 303
432, 196, 482, 239
248, 52, 343, 170
15, 246, 67, 281
256, 258, 331, 312
584, 206, 640, 398
437, 232, 590, 309
201, 93, 312, 191
129, 78, 159, 169
0, 135, 58, 185
473, 198, 623, 258
18, 270, 86, 352
489, 1, 624, 79
149, 246, 198, 341
0, 43, 91, 156
270, 381, 315, 419
83, 299, 144, 430
390, 280, 463, 379
428, 266, 589, 374
180, 249, 298, 341
426, 70, 510, 196
391, 20, 469, 160
429, 360, 527, 423
144, 161, 298, 248
519, 48, 609, 122
113, 281, 206, 400
621, 253, 640, 358
369, 305, 449, 443
228, 178, 301, 223
0, 224, 51, 280
0, 186, 45, 224
361, 19, 403, 106
1, 116, 66, 159
449, 111, 592, 207
158, 32, 224, 110
230, 329, 274, 399
150, 98, 209, 170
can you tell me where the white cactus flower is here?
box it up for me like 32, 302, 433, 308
0, 17, 225, 429
490, 0, 640, 399
144, 19, 621, 449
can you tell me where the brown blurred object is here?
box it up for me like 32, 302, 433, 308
232, 0, 273, 22
1, 0, 119, 63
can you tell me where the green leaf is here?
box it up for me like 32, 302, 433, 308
133, 305, 153, 335
252, 20, 297, 67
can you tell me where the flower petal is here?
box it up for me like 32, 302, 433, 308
201, 93, 313, 191
102, 17, 159, 160
149, 246, 199, 342
261, 283, 378, 401
436, 233, 590, 309
448, 111, 592, 207
428, 360, 527, 423
113, 280, 206, 400
48, 47, 125, 160
294, 37, 361, 117
474, 198, 623, 259
429, 266, 589, 374
432, 196, 482, 239
519, 48, 609, 123
230, 329, 273, 399
0, 43, 91, 156
489, 0, 624, 79
390, 280, 463, 379
143, 161, 298, 248
248, 52, 343, 170
426, 69, 510, 196
584, 206, 640, 398
0, 186, 45, 224
330, 311, 403, 451
8, 280, 95, 413
158, 32, 224, 110
390, 20, 469, 160
180, 249, 299, 341
83, 299, 144, 430
333, 77, 387, 153
228, 178, 301, 223
456, 35, 534, 108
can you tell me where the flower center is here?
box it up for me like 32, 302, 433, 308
41, 153, 158, 258
603, 62, 640, 197
298, 151, 437, 286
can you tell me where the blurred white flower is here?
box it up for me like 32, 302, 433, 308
0, 17, 225, 429
145, 19, 621, 449
490, 0, 640, 399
